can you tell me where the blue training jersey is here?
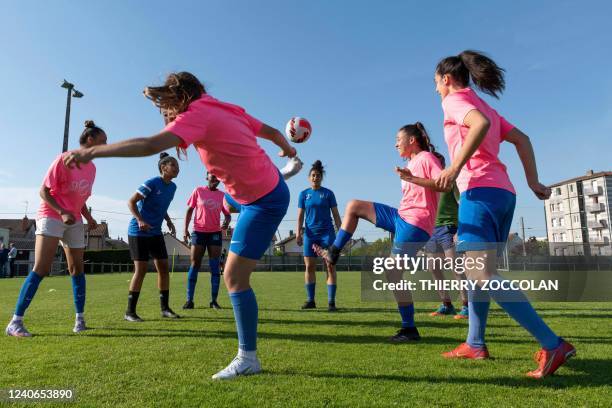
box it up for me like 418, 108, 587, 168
298, 187, 337, 235
128, 176, 177, 236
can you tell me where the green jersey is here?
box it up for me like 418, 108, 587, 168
435, 185, 459, 227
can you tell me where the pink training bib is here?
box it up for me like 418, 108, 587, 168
442, 87, 515, 194
37, 152, 96, 222
398, 151, 443, 235
165, 95, 280, 204
187, 186, 229, 233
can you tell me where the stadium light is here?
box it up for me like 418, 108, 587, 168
61, 79, 84, 152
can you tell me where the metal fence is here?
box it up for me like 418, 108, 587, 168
5, 254, 525, 276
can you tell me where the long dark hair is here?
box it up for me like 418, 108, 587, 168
144, 72, 206, 159
436, 50, 505, 98
399, 122, 445, 167
79, 120, 105, 146
144, 72, 205, 121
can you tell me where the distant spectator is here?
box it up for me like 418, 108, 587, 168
0, 245, 8, 278
8, 243, 17, 278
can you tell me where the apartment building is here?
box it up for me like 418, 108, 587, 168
544, 170, 612, 256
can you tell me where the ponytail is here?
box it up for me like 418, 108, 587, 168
310, 160, 325, 179
158, 152, 177, 174
399, 122, 445, 167
79, 120, 105, 146
436, 50, 505, 98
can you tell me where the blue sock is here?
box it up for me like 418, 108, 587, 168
488, 276, 561, 350
305, 282, 316, 302
186, 264, 200, 302
15, 271, 43, 317
229, 288, 258, 351
332, 229, 353, 251
327, 284, 337, 303
71, 273, 86, 314
209, 258, 221, 302
398, 304, 415, 328
466, 285, 491, 348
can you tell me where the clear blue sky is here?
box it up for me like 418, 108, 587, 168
1, 1, 610, 241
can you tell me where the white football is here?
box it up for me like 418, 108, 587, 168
285, 117, 312, 143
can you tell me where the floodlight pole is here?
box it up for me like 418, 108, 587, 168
62, 84, 72, 152
61, 80, 83, 153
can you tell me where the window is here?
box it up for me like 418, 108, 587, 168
569, 184, 574, 193
561, 232, 567, 241
555, 187, 562, 196
549, 203, 554, 212
560, 218, 565, 226
552, 218, 558, 227
559, 202, 564, 211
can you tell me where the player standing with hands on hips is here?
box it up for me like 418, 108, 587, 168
183, 172, 231, 310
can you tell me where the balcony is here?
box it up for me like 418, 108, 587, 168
583, 185, 603, 196
586, 203, 605, 213
589, 237, 610, 245
587, 220, 607, 229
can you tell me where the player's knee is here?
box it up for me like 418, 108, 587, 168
68, 266, 83, 276
346, 199, 360, 215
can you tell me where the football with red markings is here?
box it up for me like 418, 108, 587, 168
285, 117, 312, 143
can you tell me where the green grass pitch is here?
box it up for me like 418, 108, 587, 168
1, 272, 611, 407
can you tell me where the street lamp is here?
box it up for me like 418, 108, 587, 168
61, 80, 84, 152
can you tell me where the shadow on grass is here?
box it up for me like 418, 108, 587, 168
537, 313, 612, 320
95, 315, 514, 330
36, 328, 531, 346
274, 358, 612, 388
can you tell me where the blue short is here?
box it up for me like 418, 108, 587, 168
224, 193, 242, 213
230, 175, 290, 260
303, 230, 336, 257
457, 187, 516, 252
373, 202, 430, 256
191, 231, 222, 247
424, 225, 457, 254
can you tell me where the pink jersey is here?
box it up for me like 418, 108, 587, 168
398, 151, 443, 235
442, 87, 515, 194
164, 95, 280, 204
37, 152, 96, 222
187, 186, 229, 233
